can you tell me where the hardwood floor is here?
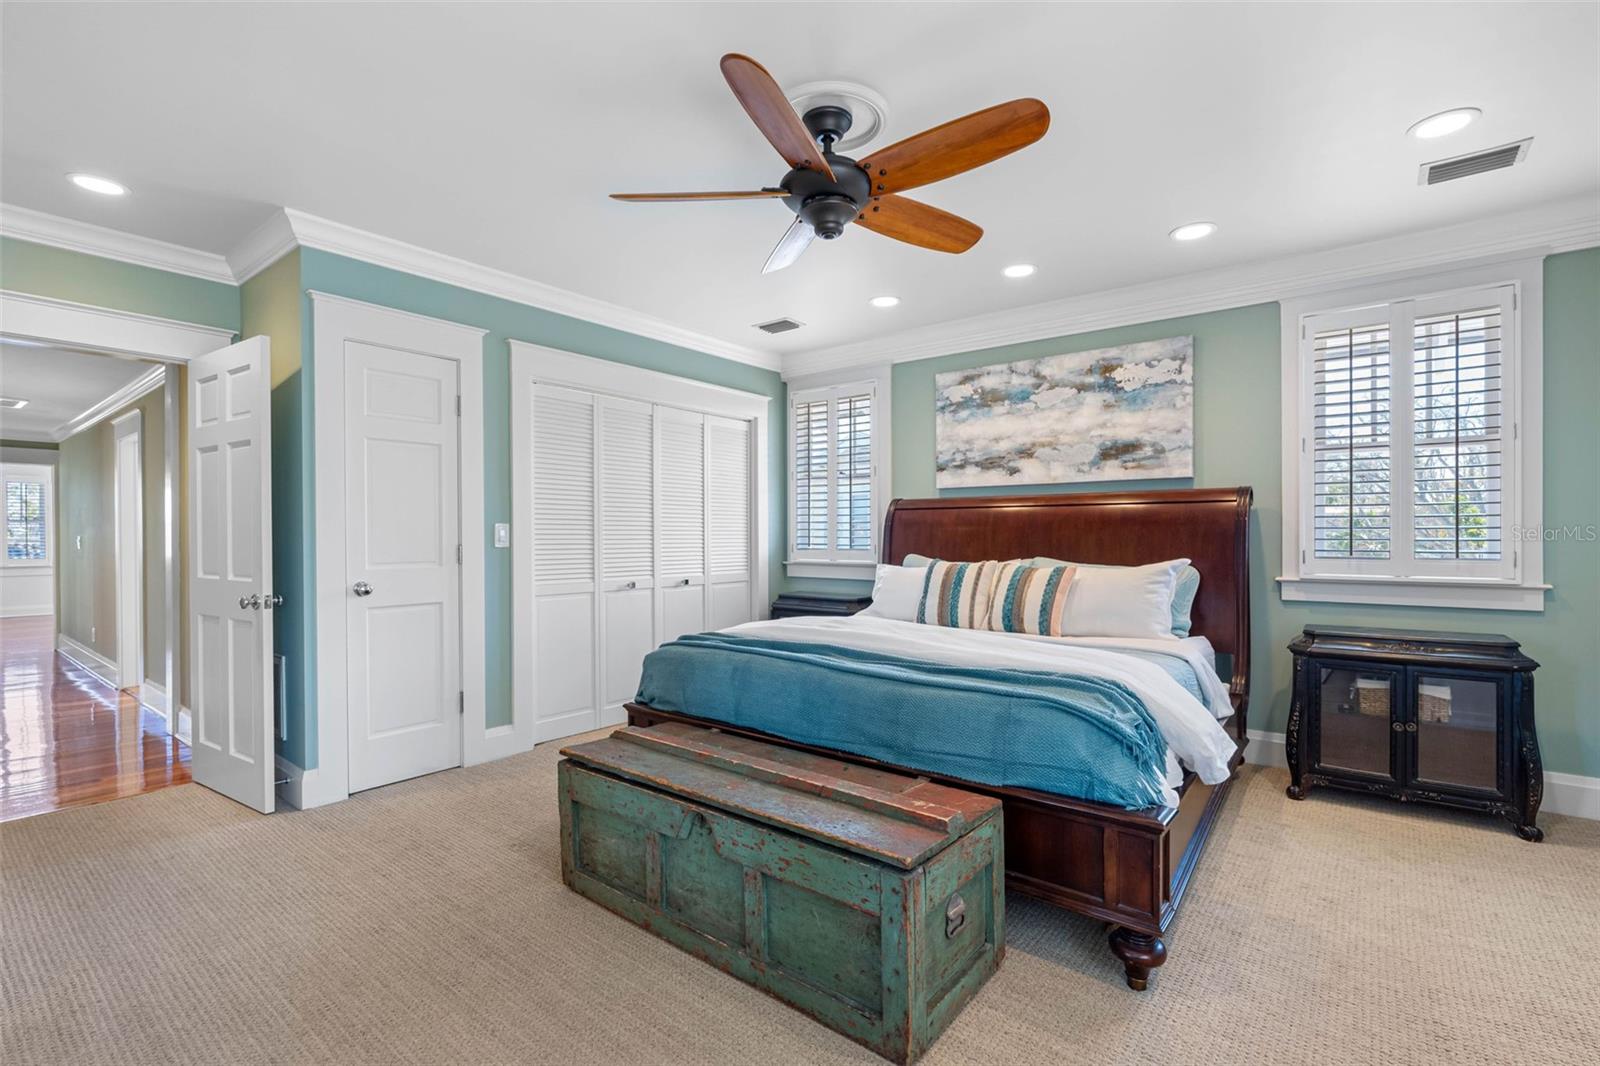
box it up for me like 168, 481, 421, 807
0, 615, 190, 823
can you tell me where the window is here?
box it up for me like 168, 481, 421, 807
1282, 261, 1544, 610
787, 371, 890, 578
1, 464, 53, 567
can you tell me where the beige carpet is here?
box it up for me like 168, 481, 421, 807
3, 735, 1597, 1066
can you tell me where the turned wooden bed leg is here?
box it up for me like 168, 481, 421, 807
1108, 927, 1167, 991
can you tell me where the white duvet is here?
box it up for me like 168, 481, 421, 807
722, 615, 1239, 804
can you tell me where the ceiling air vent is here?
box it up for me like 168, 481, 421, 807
1420, 138, 1532, 185
754, 317, 804, 335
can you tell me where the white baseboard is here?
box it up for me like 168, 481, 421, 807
56, 633, 120, 690
1244, 729, 1597, 821
0, 604, 53, 618
140, 677, 169, 719
175, 705, 192, 745
274, 755, 304, 811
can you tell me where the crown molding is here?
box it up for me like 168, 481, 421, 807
782, 195, 1600, 379
227, 209, 298, 283
280, 208, 782, 372
0, 202, 235, 285
51, 364, 166, 442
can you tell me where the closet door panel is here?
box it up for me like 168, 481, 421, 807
531, 384, 598, 740
707, 415, 754, 631
655, 407, 706, 641
599, 396, 655, 725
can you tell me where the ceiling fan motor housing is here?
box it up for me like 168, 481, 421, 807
782, 152, 871, 239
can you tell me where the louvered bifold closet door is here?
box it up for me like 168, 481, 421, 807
531, 384, 599, 741
654, 406, 707, 644
598, 396, 655, 726
706, 415, 754, 631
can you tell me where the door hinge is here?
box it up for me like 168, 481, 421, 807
456, 543, 463, 564
455, 395, 462, 416
459, 691, 465, 715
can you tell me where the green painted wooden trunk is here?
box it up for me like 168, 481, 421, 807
558, 724, 1005, 1064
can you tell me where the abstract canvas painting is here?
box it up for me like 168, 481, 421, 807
934, 335, 1193, 488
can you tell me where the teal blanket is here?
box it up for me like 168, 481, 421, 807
635, 632, 1169, 809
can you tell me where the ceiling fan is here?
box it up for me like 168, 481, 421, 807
612, 53, 1050, 273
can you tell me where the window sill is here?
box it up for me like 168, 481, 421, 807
1278, 575, 1551, 612
785, 559, 878, 581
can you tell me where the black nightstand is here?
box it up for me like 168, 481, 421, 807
1286, 626, 1542, 840
770, 592, 874, 620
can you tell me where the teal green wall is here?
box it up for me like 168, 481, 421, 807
283, 248, 786, 769
0, 237, 240, 332
811, 249, 1599, 777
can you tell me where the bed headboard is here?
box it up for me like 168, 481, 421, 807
882, 486, 1253, 739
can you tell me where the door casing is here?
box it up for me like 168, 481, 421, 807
307, 292, 494, 809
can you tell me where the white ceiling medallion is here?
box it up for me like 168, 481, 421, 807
786, 80, 891, 153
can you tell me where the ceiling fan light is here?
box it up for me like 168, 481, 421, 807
1408, 107, 1481, 140
870, 295, 900, 309
1169, 221, 1217, 242
1002, 263, 1036, 279
68, 173, 128, 196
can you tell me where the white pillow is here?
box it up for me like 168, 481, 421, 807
1061, 558, 1191, 638
858, 562, 929, 621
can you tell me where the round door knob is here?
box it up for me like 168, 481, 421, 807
263, 593, 284, 610
623, 580, 637, 590
352, 581, 373, 597
239, 594, 261, 610
677, 578, 691, 587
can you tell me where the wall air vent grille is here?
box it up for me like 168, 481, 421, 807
1420, 139, 1532, 185
755, 318, 804, 335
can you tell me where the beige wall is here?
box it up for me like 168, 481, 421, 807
54, 383, 166, 677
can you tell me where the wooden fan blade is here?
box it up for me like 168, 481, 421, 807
762, 217, 816, 274
860, 98, 1049, 195
611, 189, 788, 202
856, 195, 982, 253
720, 53, 836, 180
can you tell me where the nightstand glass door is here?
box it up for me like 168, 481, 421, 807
1314, 664, 1399, 781
1411, 673, 1503, 795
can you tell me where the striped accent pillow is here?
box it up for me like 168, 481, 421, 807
916, 560, 1002, 630
985, 561, 1077, 636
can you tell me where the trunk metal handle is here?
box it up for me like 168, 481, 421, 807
944, 893, 967, 938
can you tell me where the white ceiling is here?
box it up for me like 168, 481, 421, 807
2, 3, 1596, 359
0, 343, 156, 441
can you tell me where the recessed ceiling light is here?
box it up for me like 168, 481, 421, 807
0, 397, 28, 410
869, 295, 900, 309
1169, 221, 1217, 242
1408, 107, 1481, 140
1002, 264, 1036, 279
68, 173, 128, 196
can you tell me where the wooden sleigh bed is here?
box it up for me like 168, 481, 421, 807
628, 486, 1253, 990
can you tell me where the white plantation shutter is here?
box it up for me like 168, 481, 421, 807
656, 410, 705, 579
793, 398, 829, 551
599, 397, 653, 580
1412, 305, 1503, 562
790, 380, 878, 565
1297, 282, 1518, 585
707, 417, 751, 575
1312, 321, 1391, 559
835, 392, 873, 552
532, 385, 595, 584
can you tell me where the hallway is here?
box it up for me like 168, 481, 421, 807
0, 615, 189, 823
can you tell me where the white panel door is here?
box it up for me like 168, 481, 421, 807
598, 395, 654, 727
706, 415, 755, 631
531, 384, 598, 741
187, 336, 274, 813
344, 343, 462, 793
654, 406, 706, 644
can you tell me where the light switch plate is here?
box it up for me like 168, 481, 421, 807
493, 522, 510, 548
